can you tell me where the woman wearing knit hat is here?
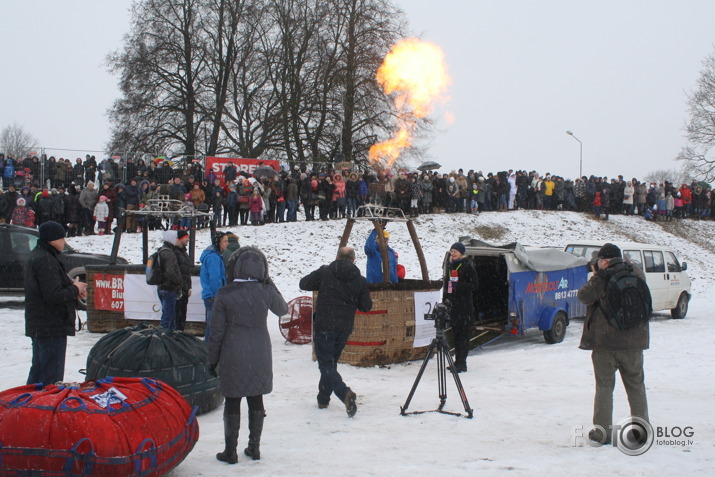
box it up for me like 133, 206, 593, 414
442, 242, 479, 373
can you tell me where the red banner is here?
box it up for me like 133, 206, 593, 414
205, 157, 280, 186
93, 273, 125, 311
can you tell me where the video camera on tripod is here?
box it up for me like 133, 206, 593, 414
424, 301, 451, 330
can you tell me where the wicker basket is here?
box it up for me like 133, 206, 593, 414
314, 280, 442, 367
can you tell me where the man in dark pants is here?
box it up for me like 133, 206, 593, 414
578, 243, 650, 445
157, 230, 184, 330
25, 221, 87, 385
299, 247, 372, 417
175, 229, 192, 331
442, 242, 478, 373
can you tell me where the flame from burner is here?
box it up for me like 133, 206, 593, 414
369, 38, 451, 168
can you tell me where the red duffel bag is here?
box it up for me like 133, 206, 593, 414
0, 377, 199, 476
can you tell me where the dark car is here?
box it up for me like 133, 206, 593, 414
0, 224, 128, 306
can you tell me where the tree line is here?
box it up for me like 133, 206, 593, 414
107, 0, 410, 170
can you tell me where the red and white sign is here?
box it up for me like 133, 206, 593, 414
205, 157, 280, 186
93, 273, 125, 312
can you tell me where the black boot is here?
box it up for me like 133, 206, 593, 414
244, 410, 265, 460
217, 413, 240, 464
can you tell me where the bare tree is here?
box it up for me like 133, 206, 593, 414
0, 123, 38, 159
108, 0, 208, 157
681, 48, 715, 181
643, 167, 691, 186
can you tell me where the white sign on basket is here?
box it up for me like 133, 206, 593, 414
123, 274, 204, 322
413, 290, 442, 348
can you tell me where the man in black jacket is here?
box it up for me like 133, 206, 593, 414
157, 230, 185, 330
299, 247, 372, 417
174, 229, 193, 331
25, 221, 87, 385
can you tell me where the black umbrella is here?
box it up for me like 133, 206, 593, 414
417, 161, 441, 171
252, 166, 277, 180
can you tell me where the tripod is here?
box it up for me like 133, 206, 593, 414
400, 323, 473, 418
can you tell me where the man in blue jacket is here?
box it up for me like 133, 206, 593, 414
200, 231, 229, 341
364, 228, 397, 283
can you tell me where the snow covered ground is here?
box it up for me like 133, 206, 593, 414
2, 210, 714, 476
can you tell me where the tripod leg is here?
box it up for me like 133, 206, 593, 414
400, 339, 437, 415
436, 342, 447, 411
441, 341, 474, 418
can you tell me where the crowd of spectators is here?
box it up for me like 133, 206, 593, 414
1, 152, 714, 235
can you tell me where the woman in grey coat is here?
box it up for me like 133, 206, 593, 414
208, 246, 288, 464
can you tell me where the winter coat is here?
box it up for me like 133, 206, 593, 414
199, 245, 226, 300
157, 242, 184, 294
249, 194, 263, 213
174, 245, 192, 292
93, 202, 109, 222
623, 185, 635, 205
24, 240, 79, 339
222, 237, 241, 271
122, 183, 140, 207
65, 193, 82, 224
299, 258, 372, 333
11, 205, 35, 227
578, 258, 649, 351
442, 256, 479, 324
208, 247, 288, 398
79, 187, 98, 211
364, 229, 398, 283
189, 187, 205, 208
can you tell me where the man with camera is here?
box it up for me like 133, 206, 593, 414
442, 242, 479, 373
299, 247, 372, 417
578, 243, 650, 445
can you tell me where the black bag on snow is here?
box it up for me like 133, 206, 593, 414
600, 267, 652, 330
146, 246, 168, 285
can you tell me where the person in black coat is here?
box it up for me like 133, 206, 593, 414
299, 247, 372, 417
25, 221, 87, 385
442, 242, 478, 373
174, 229, 193, 331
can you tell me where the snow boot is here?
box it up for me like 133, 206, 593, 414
244, 410, 265, 460
217, 413, 240, 464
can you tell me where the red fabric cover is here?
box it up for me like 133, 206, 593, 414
0, 377, 198, 476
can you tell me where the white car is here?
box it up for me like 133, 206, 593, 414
563, 240, 691, 319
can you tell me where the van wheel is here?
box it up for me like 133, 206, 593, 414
68, 267, 87, 311
543, 312, 567, 344
671, 293, 689, 319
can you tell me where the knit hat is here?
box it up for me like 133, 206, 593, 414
177, 230, 190, 240
597, 243, 621, 259
39, 221, 66, 243
450, 242, 466, 255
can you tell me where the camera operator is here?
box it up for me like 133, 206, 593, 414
443, 242, 478, 373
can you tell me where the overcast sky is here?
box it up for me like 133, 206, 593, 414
2, 0, 715, 180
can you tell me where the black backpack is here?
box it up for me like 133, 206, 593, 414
146, 246, 169, 285
599, 266, 652, 330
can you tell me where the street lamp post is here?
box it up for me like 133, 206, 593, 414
566, 130, 583, 178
